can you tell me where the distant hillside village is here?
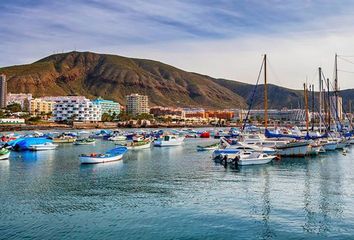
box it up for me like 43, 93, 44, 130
0, 73, 352, 128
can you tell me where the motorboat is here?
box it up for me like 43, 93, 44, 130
108, 135, 127, 141
52, 135, 76, 143
74, 138, 96, 145
29, 142, 58, 151
236, 152, 276, 166
197, 142, 219, 151
79, 147, 128, 164
154, 135, 185, 147
0, 148, 10, 160
124, 140, 151, 150
275, 140, 310, 157
318, 139, 337, 151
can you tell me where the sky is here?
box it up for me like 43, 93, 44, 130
1, 0, 354, 90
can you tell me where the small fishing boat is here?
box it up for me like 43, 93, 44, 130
108, 135, 127, 141
74, 138, 96, 145
79, 147, 128, 164
154, 135, 185, 147
197, 142, 219, 151
275, 141, 310, 157
124, 140, 151, 150
29, 142, 58, 151
52, 136, 76, 143
0, 148, 10, 160
236, 152, 276, 166
318, 139, 337, 151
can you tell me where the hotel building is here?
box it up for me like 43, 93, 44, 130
126, 94, 149, 115
30, 98, 55, 115
92, 98, 121, 116
49, 96, 101, 122
0, 74, 7, 108
7, 93, 32, 110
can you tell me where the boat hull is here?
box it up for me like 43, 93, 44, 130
80, 154, 124, 164
0, 152, 10, 160
238, 156, 275, 166
126, 142, 151, 150
276, 142, 309, 157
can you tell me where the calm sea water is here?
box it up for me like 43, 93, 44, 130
0, 137, 354, 239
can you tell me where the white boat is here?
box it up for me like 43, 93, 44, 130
80, 147, 128, 164
318, 139, 337, 151
0, 148, 10, 160
74, 138, 96, 145
29, 142, 58, 151
154, 135, 185, 147
275, 141, 310, 157
197, 142, 219, 151
236, 152, 276, 166
125, 140, 151, 150
108, 135, 127, 141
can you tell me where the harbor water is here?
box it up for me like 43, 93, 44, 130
0, 137, 354, 239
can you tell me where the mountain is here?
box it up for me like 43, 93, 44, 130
0, 51, 353, 111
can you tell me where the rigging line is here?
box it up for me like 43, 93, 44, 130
242, 58, 264, 131
338, 69, 354, 74
266, 58, 282, 86
337, 55, 354, 58
338, 56, 354, 65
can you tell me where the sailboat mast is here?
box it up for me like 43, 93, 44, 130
335, 53, 339, 120
264, 54, 268, 129
318, 67, 322, 133
311, 84, 315, 131
304, 83, 309, 134
327, 78, 331, 131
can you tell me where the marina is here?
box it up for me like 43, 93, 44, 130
0, 128, 353, 239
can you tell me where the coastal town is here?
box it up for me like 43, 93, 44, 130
0, 73, 352, 130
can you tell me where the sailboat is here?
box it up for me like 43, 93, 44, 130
261, 55, 310, 157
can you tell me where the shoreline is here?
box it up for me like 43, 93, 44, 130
0, 122, 237, 132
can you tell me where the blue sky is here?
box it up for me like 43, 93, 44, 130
1, 0, 354, 89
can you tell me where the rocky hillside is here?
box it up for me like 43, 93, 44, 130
0, 51, 353, 110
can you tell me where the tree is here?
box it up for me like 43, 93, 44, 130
102, 112, 113, 122
6, 103, 22, 112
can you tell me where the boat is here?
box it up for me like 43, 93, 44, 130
200, 132, 210, 138
29, 142, 58, 151
318, 139, 337, 151
154, 135, 185, 147
275, 141, 310, 157
124, 140, 151, 150
108, 135, 127, 141
52, 136, 76, 143
197, 142, 219, 151
0, 148, 10, 160
74, 138, 96, 145
79, 147, 128, 164
236, 152, 276, 166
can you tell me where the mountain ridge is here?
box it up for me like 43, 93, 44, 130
0, 51, 353, 111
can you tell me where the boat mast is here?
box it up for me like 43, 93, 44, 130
318, 67, 322, 133
311, 84, 315, 131
304, 83, 309, 134
335, 53, 338, 118
264, 54, 268, 130
327, 78, 331, 131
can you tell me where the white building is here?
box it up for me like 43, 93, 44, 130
51, 96, 101, 122
126, 94, 149, 115
7, 93, 33, 110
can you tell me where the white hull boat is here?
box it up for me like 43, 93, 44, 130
154, 135, 184, 147
29, 142, 58, 151
125, 141, 151, 150
237, 152, 276, 166
0, 152, 10, 160
80, 147, 128, 164
276, 141, 310, 157
108, 135, 127, 141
